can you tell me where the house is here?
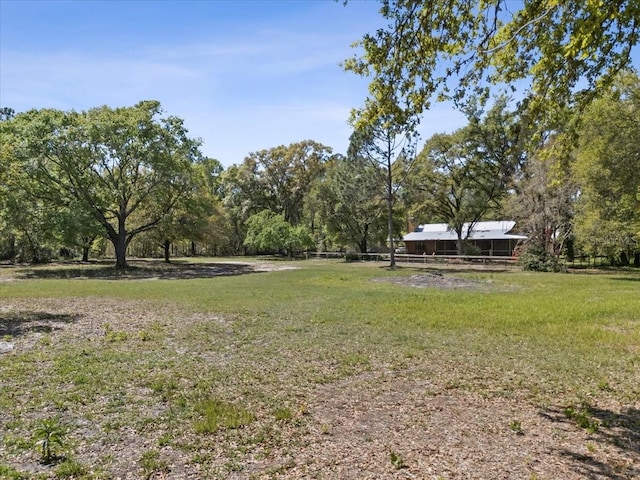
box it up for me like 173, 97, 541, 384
402, 221, 526, 256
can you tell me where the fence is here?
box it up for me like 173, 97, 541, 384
308, 252, 518, 266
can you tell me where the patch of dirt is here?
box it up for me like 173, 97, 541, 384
373, 273, 486, 290
244, 371, 639, 480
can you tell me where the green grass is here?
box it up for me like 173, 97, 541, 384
1, 259, 639, 477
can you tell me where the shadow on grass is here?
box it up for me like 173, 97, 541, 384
0, 311, 80, 338
539, 405, 640, 480
14, 260, 259, 281
610, 276, 640, 282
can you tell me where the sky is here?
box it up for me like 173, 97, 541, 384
0, 0, 467, 167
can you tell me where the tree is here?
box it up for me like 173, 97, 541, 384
572, 72, 640, 265
150, 158, 226, 262
240, 140, 331, 225
349, 117, 415, 267
5, 101, 202, 268
345, 1, 640, 128
312, 154, 388, 253
0, 118, 62, 262
508, 147, 576, 271
243, 210, 313, 256
220, 141, 332, 252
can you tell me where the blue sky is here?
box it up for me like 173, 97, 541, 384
0, 0, 466, 166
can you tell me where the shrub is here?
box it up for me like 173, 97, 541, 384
517, 244, 563, 272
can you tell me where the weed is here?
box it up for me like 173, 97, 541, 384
564, 405, 600, 434
509, 419, 524, 434
274, 407, 294, 422
158, 432, 173, 447
148, 375, 179, 402
139, 450, 169, 479
193, 398, 253, 434
597, 379, 613, 392
33, 417, 66, 464
103, 323, 128, 342
0, 464, 29, 480
54, 458, 89, 478
389, 450, 406, 469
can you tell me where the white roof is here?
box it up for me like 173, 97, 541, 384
403, 221, 527, 242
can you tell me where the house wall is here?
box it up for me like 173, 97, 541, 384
405, 238, 519, 256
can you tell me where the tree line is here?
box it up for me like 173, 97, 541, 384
1, 74, 638, 269
1, 1, 639, 269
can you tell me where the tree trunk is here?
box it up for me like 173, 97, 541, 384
113, 218, 127, 268
81, 236, 94, 262
164, 240, 171, 263
359, 224, 369, 254
191, 241, 196, 256
386, 151, 395, 268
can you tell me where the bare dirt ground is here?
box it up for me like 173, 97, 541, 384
1, 263, 638, 479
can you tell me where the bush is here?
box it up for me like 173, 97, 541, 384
517, 246, 563, 272
345, 253, 361, 262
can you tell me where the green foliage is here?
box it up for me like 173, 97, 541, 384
273, 407, 294, 422
0, 465, 29, 480
345, 0, 640, 132
33, 417, 66, 464
348, 116, 416, 266
389, 450, 406, 469
193, 399, 254, 434
244, 210, 313, 255
139, 450, 169, 479
508, 145, 576, 263
509, 420, 524, 435
3, 101, 202, 268
54, 458, 89, 478
312, 154, 388, 253
517, 245, 563, 273
573, 72, 640, 261
220, 141, 331, 253
103, 324, 128, 343
564, 404, 600, 434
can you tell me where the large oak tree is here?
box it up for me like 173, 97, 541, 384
4, 101, 202, 268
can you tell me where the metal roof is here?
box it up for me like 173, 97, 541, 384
403, 221, 527, 242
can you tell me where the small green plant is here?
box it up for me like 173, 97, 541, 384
54, 458, 89, 478
33, 418, 66, 464
0, 464, 29, 480
597, 378, 613, 392
139, 449, 169, 479
103, 323, 128, 342
148, 375, 179, 402
389, 450, 406, 469
509, 419, 524, 434
564, 405, 600, 434
274, 407, 294, 422
193, 398, 254, 434
320, 423, 332, 435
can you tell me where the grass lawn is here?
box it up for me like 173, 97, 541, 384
0, 259, 638, 479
